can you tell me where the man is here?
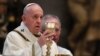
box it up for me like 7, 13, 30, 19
41, 14, 73, 56
3, 3, 55, 56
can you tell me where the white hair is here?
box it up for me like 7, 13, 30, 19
23, 3, 40, 14
42, 14, 61, 25
41, 14, 61, 32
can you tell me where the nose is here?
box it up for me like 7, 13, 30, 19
37, 18, 41, 24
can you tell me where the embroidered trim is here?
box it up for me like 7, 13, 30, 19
13, 30, 30, 41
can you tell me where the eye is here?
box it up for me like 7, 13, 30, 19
32, 15, 43, 20
55, 28, 59, 32
32, 15, 38, 19
40, 16, 43, 19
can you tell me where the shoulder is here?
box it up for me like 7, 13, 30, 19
6, 26, 20, 38
4, 30, 28, 48
6, 30, 21, 39
58, 46, 73, 56
5, 29, 27, 44
6, 25, 25, 41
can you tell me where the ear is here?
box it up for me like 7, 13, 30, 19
22, 15, 25, 22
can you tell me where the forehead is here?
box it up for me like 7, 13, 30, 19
29, 5, 42, 11
24, 4, 43, 15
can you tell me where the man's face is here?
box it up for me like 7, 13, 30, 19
46, 19, 61, 43
53, 22, 61, 43
23, 5, 43, 34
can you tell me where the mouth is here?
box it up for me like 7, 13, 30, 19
35, 25, 41, 29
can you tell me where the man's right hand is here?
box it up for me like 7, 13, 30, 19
38, 30, 55, 47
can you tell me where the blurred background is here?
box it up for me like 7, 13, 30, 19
0, 0, 100, 56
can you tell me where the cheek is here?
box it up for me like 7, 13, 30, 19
29, 20, 35, 27
56, 32, 60, 36
27, 19, 35, 23
25, 19, 35, 26
55, 33, 60, 38
56, 33, 60, 39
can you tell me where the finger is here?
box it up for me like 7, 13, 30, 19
42, 29, 52, 35
45, 32, 55, 39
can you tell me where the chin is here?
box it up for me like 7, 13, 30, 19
34, 28, 40, 31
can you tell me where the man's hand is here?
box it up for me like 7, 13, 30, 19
38, 30, 55, 47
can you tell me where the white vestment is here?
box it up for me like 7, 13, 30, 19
3, 22, 73, 56
42, 41, 73, 56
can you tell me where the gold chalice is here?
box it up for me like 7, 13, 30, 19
45, 22, 56, 56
